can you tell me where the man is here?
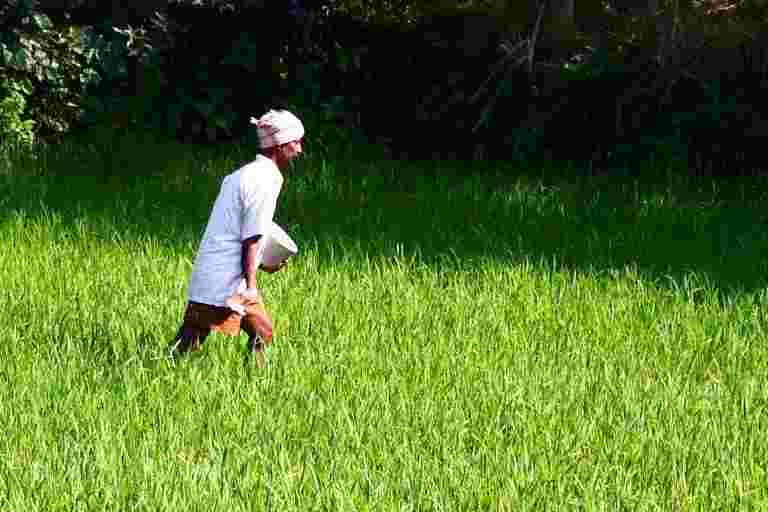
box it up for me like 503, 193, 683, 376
169, 109, 304, 366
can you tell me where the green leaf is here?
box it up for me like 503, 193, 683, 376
1, 46, 13, 65
11, 48, 26, 67
193, 102, 214, 117
212, 115, 230, 131
31, 14, 52, 31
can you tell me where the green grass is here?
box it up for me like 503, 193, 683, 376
2, 135, 768, 510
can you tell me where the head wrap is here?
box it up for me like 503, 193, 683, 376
250, 109, 305, 149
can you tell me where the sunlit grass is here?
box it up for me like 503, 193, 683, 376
2, 136, 768, 509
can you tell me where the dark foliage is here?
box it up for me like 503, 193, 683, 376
3, 0, 768, 177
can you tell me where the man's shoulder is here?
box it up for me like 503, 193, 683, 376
240, 156, 283, 186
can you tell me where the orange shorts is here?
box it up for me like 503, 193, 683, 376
180, 295, 273, 344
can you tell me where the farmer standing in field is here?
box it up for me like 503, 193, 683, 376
169, 109, 304, 366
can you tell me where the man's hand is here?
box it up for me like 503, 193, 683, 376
226, 287, 262, 316
242, 287, 262, 301
260, 260, 287, 274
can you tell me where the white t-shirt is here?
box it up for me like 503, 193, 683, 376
187, 155, 283, 306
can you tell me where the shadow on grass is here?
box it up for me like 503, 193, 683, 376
284, 159, 768, 301
3, 135, 768, 301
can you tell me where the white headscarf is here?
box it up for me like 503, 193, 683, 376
250, 109, 305, 149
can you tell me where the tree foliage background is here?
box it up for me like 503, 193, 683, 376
2, 0, 767, 174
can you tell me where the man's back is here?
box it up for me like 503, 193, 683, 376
187, 156, 283, 306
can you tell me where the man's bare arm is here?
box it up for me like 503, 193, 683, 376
242, 235, 263, 290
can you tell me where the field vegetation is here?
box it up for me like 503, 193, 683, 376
2, 135, 768, 509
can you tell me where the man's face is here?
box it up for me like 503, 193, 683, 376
275, 139, 303, 168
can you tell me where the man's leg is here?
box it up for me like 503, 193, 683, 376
245, 335, 266, 368
241, 302, 273, 368
168, 324, 210, 357
169, 301, 224, 357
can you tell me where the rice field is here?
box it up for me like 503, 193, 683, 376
2, 136, 768, 510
